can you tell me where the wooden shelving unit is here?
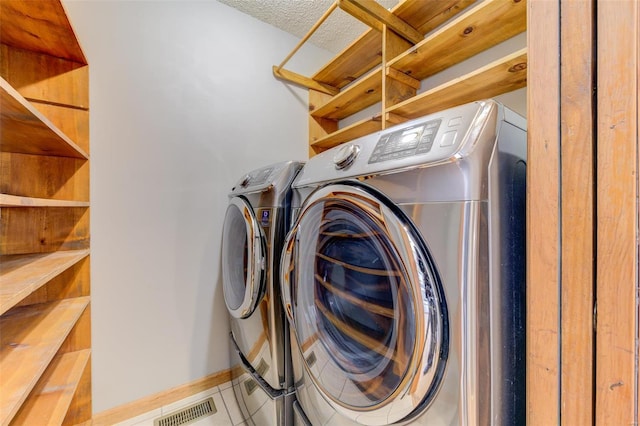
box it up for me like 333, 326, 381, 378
0, 0, 92, 424
273, 0, 527, 154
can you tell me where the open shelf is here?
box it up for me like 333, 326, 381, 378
0, 194, 90, 208
0, 78, 88, 159
388, 0, 527, 81
311, 115, 382, 152
0, 0, 86, 64
0, 297, 90, 425
386, 48, 527, 120
311, 0, 474, 89
0, 250, 90, 315
11, 349, 91, 425
311, 67, 383, 120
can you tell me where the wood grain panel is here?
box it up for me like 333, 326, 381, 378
0, 0, 86, 64
0, 78, 88, 158
560, 1, 595, 424
389, 0, 527, 81
1, 152, 89, 201
11, 350, 91, 425
382, 29, 414, 124
595, 1, 639, 423
387, 49, 527, 119
1, 45, 88, 108
16, 256, 90, 307
30, 103, 90, 154
0, 249, 89, 314
313, 0, 473, 88
310, 115, 382, 152
63, 351, 92, 425
0, 297, 89, 425
0, 207, 90, 255
309, 89, 339, 156
311, 67, 383, 120
526, 1, 560, 424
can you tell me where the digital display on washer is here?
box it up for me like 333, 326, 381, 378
368, 119, 442, 163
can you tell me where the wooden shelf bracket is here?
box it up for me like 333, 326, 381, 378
338, 0, 423, 44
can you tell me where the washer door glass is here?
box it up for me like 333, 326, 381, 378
281, 183, 447, 424
222, 196, 266, 319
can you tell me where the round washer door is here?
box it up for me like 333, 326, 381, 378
281, 182, 448, 425
222, 196, 266, 319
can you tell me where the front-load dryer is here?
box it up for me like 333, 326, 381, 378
223, 160, 303, 426
280, 100, 526, 425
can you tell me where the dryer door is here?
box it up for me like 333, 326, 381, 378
281, 182, 448, 425
223, 196, 266, 319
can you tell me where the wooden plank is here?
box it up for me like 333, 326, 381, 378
382, 29, 414, 127
311, 67, 382, 120
0, 78, 88, 159
393, 0, 475, 35
11, 350, 91, 425
15, 256, 90, 308
0, 0, 86, 64
92, 369, 233, 426
309, 90, 339, 156
338, 0, 423, 44
595, 1, 639, 424
0, 45, 89, 109
0, 153, 89, 201
560, 1, 595, 424
0, 249, 90, 315
272, 66, 339, 96
389, 0, 527, 82
310, 115, 382, 152
526, 1, 560, 424
0, 207, 90, 256
0, 194, 89, 208
312, 0, 473, 89
387, 48, 527, 120
0, 297, 90, 425
30, 103, 90, 155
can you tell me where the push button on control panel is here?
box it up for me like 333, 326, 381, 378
440, 130, 457, 147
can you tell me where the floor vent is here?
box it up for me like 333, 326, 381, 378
154, 397, 216, 426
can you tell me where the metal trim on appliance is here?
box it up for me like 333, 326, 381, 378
223, 196, 267, 319
281, 181, 449, 425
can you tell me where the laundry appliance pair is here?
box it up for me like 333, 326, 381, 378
223, 99, 527, 426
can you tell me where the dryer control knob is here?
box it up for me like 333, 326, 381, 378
333, 143, 360, 170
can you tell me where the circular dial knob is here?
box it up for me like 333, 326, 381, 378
333, 143, 360, 170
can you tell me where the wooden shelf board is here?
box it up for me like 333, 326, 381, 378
11, 350, 91, 426
311, 115, 382, 152
311, 68, 383, 120
0, 250, 90, 315
389, 0, 527, 81
0, 78, 89, 159
0, 194, 90, 208
0, 297, 90, 425
387, 48, 527, 120
312, 0, 473, 89
0, 0, 87, 64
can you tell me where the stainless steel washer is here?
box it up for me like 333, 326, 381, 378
223, 161, 303, 426
280, 100, 526, 425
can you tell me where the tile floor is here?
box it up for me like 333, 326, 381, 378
114, 380, 246, 426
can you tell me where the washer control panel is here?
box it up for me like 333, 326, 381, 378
240, 166, 274, 188
368, 119, 442, 164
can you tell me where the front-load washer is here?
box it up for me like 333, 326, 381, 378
280, 100, 526, 425
222, 160, 303, 426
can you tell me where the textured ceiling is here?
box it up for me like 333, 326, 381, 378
216, 0, 399, 53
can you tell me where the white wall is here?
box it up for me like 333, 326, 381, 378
63, 0, 332, 413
